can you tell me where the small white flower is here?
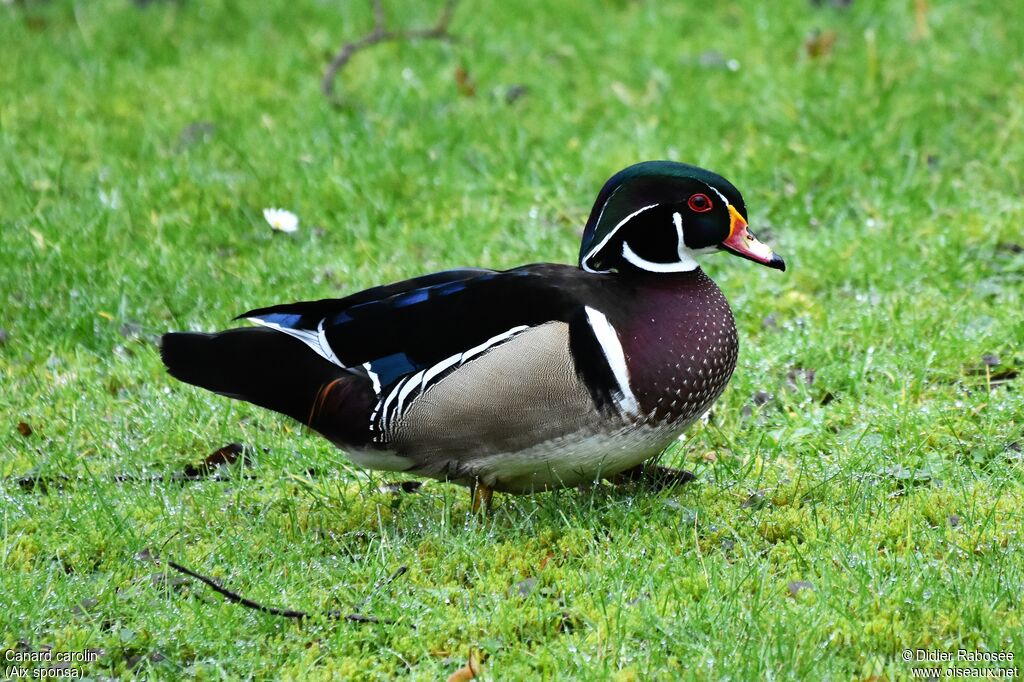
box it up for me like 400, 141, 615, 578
99, 188, 121, 210
263, 207, 299, 233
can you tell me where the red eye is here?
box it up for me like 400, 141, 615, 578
688, 193, 713, 213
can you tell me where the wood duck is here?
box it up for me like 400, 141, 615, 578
161, 161, 784, 510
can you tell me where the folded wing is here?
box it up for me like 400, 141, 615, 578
241, 265, 594, 435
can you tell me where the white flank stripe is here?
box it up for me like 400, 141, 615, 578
421, 352, 462, 390
584, 307, 640, 418
394, 369, 426, 417
378, 375, 406, 431
371, 324, 534, 436
581, 203, 660, 273
460, 325, 530, 363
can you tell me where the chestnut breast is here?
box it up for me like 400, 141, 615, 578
616, 270, 738, 423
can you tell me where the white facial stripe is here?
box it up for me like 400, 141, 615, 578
581, 203, 660, 273
707, 185, 730, 209
589, 202, 713, 274
590, 185, 622, 240
584, 307, 640, 419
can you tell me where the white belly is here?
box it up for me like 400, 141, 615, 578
343, 447, 416, 472
339, 420, 690, 493
466, 421, 689, 493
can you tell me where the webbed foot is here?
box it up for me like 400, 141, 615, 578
610, 464, 696, 490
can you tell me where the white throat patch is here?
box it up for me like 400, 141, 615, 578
619, 211, 700, 272
582, 183, 734, 274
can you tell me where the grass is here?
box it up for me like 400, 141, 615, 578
2, 0, 1023, 678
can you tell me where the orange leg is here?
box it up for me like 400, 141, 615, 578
471, 482, 493, 515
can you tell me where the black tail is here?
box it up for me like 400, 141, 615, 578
160, 328, 374, 445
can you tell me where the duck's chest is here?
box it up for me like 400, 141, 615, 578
615, 272, 739, 423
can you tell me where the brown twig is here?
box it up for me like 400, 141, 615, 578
8, 443, 259, 492
10, 471, 259, 492
166, 560, 323, 619
322, 0, 459, 102
158, 556, 409, 623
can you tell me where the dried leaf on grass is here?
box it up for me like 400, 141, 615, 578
447, 650, 484, 682
805, 29, 837, 58
454, 65, 476, 97
180, 443, 252, 479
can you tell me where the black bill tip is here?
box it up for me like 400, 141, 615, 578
768, 253, 787, 272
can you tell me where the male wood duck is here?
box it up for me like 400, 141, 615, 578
161, 161, 784, 511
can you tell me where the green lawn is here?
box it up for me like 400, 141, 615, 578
2, 0, 1023, 679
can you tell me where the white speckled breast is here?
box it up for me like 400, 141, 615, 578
618, 269, 739, 425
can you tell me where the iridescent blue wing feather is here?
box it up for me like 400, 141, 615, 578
239, 265, 592, 399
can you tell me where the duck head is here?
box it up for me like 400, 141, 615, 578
579, 161, 785, 274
